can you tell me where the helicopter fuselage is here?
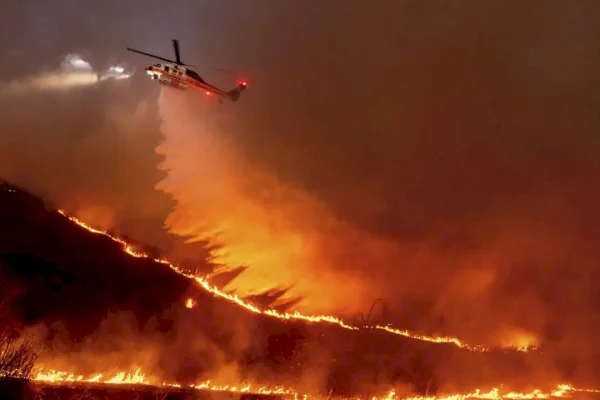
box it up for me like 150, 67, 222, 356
127, 40, 247, 102
145, 63, 227, 96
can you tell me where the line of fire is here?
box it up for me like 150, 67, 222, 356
1, 179, 600, 399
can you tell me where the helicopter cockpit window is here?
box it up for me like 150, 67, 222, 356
185, 69, 206, 83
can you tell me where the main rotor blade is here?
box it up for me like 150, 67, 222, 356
183, 65, 234, 75
211, 67, 235, 74
172, 39, 183, 65
126, 47, 178, 64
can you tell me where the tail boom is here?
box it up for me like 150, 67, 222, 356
225, 82, 247, 101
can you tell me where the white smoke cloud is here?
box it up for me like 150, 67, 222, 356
1, 53, 134, 96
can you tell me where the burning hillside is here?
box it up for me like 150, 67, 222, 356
152, 84, 600, 362
1, 179, 600, 399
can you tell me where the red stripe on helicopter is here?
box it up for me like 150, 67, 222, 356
159, 70, 228, 96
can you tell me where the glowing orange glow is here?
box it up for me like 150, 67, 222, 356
74, 205, 115, 232
155, 87, 400, 327
31, 368, 600, 400
33, 368, 299, 396
381, 384, 600, 400
56, 209, 532, 353
185, 297, 195, 308
496, 327, 540, 352
34, 368, 149, 385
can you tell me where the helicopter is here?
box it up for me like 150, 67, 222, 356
126, 39, 247, 102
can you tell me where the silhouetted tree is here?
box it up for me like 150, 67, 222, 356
0, 277, 38, 380
0, 327, 38, 380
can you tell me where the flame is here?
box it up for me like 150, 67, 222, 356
382, 384, 600, 400
56, 209, 534, 353
154, 89, 381, 319
191, 380, 298, 396
73, 205, 115, 232
496, 328, 540, 352
34, 368, 149, 385
33, 368, 299, 396
31, 368, 600, 400
185, 297, 195, 308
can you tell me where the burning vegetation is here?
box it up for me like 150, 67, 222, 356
1, 179, 600, 399
0, 322, 38, 382
2, 3, 600, 399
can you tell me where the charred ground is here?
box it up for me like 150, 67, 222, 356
0, 179, 597, 397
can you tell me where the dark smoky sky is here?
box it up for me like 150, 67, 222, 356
2, 0, 600, 355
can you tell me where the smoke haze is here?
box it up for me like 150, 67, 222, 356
2, 0, 600, 368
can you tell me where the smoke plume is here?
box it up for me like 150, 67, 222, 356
3, 2, 600, 382
156, 88, 377, 314
0, 53, 174, 250
153, 1, 600, 360
0, 54, 132, 96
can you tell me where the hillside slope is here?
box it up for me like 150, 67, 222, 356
0, 179, 595, 397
